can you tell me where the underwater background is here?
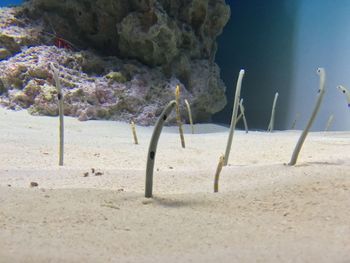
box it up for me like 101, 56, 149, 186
0, 0, 23, 7
1, 0, 349, 130
215, 0, 350, 131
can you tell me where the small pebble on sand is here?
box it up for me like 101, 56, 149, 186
30, 182, 38, 187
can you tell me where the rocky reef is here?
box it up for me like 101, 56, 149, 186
0, 0, 230, 124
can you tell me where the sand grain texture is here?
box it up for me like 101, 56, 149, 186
0, 108, 349, 262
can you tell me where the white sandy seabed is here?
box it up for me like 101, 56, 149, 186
0, 107, 349, 263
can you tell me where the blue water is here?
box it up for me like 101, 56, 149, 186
0, 0, 23, 7
215, 0, 350, 130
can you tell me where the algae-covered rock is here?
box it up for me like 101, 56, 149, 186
23, 80, 41, 100
12, 91, 31, 108
0, 78, 5, 94
0, 48, 11, 60
40, 84, 56, 101
0, 7, 42, 59
0, 34, 21, 54
105, 72, 127, 83
117, 7, 180, 66
0, 1, 230, 124
20, 0, 230, 123
28, 68, 50, 79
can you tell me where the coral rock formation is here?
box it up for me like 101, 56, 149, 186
0, 0, 230, 124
